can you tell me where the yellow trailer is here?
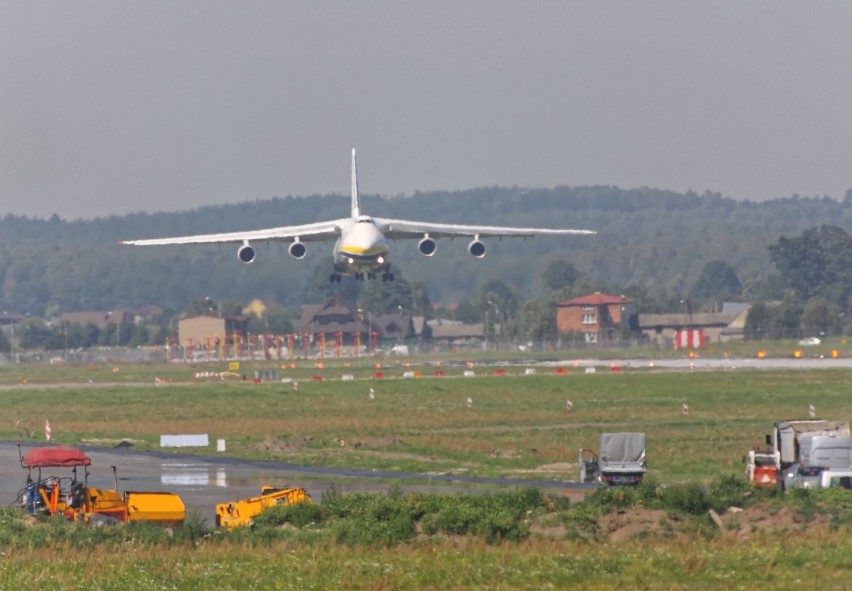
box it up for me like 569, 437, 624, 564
216, 486, 311, 529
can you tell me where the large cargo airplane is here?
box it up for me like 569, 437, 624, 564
122, 149, 596, 282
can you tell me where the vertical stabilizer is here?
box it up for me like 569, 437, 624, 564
351, 148, 360, 218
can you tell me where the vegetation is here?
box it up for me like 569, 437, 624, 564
1, 481, 850, 589
3, 187, 852, 315
5, 190, 852, 348
2, 363, 852, 587
3, 365, 852, 481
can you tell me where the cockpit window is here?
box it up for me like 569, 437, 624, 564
356, 216, 373, 223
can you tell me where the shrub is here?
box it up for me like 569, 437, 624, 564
658, 483, 709, 516
125, 520, 170, 546
172, 511, 210, 546
253, 502, 322, 529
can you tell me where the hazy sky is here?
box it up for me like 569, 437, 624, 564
2, 2, 852, 220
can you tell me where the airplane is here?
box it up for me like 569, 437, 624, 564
121, 149, 596, 282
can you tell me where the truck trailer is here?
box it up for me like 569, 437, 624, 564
579, 432, 647, 486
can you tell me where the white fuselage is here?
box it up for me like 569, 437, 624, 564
332, 217, 390, 275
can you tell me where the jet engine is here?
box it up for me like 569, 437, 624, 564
467, 238, 486, 259
289, 241, 307, 259
237, 243, 256, 264
418, 236, 437, 257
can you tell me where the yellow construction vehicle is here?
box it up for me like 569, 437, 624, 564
17, 444, 185, 526
216, 485, 312, 529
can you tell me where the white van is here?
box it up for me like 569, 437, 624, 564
799, 436, 852, 471
819, 470, 852, 489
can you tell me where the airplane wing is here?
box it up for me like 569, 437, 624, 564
372, 217, 596, 240
120, 219, 348, 246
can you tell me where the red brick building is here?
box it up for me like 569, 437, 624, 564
556, 292, 637, 344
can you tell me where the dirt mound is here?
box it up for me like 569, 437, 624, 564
718, 502, 833, 539
599, 508, 684, 543
567, 502, 836, 544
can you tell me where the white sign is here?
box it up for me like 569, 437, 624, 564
160, 434, 210, 448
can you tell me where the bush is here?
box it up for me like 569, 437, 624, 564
253, 502, 322, 529
658, 483, 709, 516
172, 511, 210, 546
707, 474, 752, 512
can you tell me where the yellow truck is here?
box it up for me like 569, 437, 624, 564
216, 486, 312, 529
17, 444, 185, 526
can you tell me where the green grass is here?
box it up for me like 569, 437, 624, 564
4, 367, 852, 482
1, 484, 850, 590
3, 362, 852, 588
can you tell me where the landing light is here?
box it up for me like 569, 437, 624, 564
347, 257, 354, 264
377, 256, 385, 264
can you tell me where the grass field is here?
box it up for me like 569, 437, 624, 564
2, 360, 852, 589
3, 363, 851, 482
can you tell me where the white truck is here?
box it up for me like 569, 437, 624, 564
767, 420, 849, 472
747, 419, 850, 490
784, 436, 852, 489
579, 432, 647, 486
799, 435, 852, 470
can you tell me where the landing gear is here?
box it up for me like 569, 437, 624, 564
355, 272, 365, 281
367, 272, 376, 280
381, 272, 395, 282
328, 273, 342, 283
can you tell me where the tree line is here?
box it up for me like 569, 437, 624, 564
2, 186, 852, 348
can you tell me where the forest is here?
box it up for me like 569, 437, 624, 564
2, 184, 852, 349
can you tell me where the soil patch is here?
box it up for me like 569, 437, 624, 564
252, 435, 313, 453
718, 502, 833, 539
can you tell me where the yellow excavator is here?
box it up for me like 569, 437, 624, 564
17, 444, 185, 526
216, 485, 312, 529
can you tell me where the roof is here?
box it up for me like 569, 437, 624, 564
559, 292, 633, 307
132, 304, 164, 318
60, 310, 132, 329
372, 313, 413, 339
638, 312, 739, 329
430, 323, 485, 339
0, 312, 22, 325
23, 446, 91, 468
300, 296, 357, 325
721, 302, 749, 315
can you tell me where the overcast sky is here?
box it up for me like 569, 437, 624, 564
2, 2, 852, 220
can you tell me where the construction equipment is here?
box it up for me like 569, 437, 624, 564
16, 444, 185, 526
579, 433, 647, 486
216, 485, 312, 529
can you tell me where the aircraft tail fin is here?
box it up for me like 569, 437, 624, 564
351, 148, 360, 218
